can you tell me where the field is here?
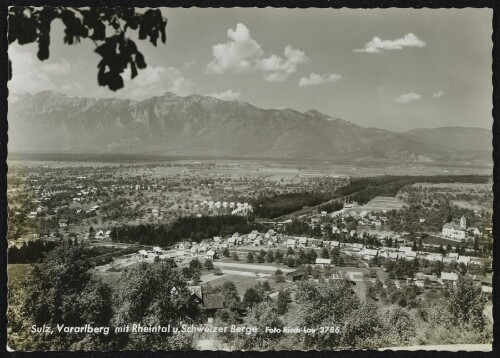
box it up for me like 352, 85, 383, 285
352, 196, 407, 213
422, 235, 466, 246
451, 200, 490, 212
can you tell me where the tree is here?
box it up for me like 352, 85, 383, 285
191, 271, 201, 286
113, 261, 201, 349
274, 249, 284, 263
243, 287, 263, 309
8, 7, 167, 91
276, 290, 290, 315
448, 274, 486, 330
266, 250, 274, 262
275, 269, 285, 283
15, 243, 113, 350
222, 247, 230, 257
246, 252, 255, 263
232, 251, 240, 261
262, 280, 271, 292
204, 259, 214, 270
257, 250, 266, 263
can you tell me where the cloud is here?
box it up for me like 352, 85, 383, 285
299, 73, 342, 87
122, 65, 200, 99
354, 33, 426, 53
92, 65, 200, 100
256, 46, 309, 82
8, 46, 72, 93
209, 89, 241, 101
206, 24, 307, 81
394, 92, 422, 104
206, 23, 263, 74
432, 90, 444, 98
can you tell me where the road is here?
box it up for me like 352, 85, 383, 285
213, 262, 294, 272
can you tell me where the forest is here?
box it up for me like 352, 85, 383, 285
336, 175, 489, 205
252, 192, 339, 219
110, 215, 265, 246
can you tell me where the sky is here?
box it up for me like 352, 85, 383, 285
8, 8, 493, 132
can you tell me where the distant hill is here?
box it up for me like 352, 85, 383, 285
7, 91, 491, 163
405, 127, 491, 152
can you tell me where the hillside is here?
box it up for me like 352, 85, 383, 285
7, 91, 490, 163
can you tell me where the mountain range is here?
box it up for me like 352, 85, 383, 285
7, 91, 492, 163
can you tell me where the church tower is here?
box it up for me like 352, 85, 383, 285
460, 215, 466, 229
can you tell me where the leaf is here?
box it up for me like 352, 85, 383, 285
108, 72, 124, 91
135, 51, 146, 69
130, 61, 138, 79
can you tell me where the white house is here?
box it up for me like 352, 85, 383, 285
457, 256, 471, 265
298, 237, 308, 247
440, 272, 458, 283
138, 250, 148, 258
286, 239, 297, 248
442, 222, 466, 241
179, 242, 191, 250
153, 247, 163, 255
315, 258, 332, 267
206, 249, 217, 260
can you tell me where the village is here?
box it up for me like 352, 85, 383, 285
7, 158, 494, 348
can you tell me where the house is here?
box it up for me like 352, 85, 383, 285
388, 252, 401, 260
457, 256, 471, 265
58, 219, 69, 227
480, 277, 492, 293
206, 249, 217, 260
138, 250, 148, 258
309, 239, 323, 248
286, 239, 297, 248
203, 294, 225, 323
248, 230, 259, 240
361, 249, 378, 260
405, 251, 417, 260
286, 271, 304, 282
331, 272, 345, 280
227, 237, 237, 246
440, 272, 458, 283
298, 237, 308, 248
351, 243, 363, 252
442, 222, 466, 241
449, 252, 459, 260
179, 241, 192, 250
267, 238, 277, 247
253, 238, 262, 247
427, 254, 443, 262
187, 286, 203, 301
329, 241, 340, 247
153, 247, 163, 255
315, 258, 332, 267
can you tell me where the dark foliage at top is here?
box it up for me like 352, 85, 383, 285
8, 7, 167, 91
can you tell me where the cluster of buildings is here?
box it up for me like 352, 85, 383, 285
193, 200, 254, 216
441, 216, 480, 242
357, 245, 483, 266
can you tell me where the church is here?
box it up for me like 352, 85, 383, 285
441, 216, 467, 242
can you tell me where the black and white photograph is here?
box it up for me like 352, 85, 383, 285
5, 5, 495, 352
